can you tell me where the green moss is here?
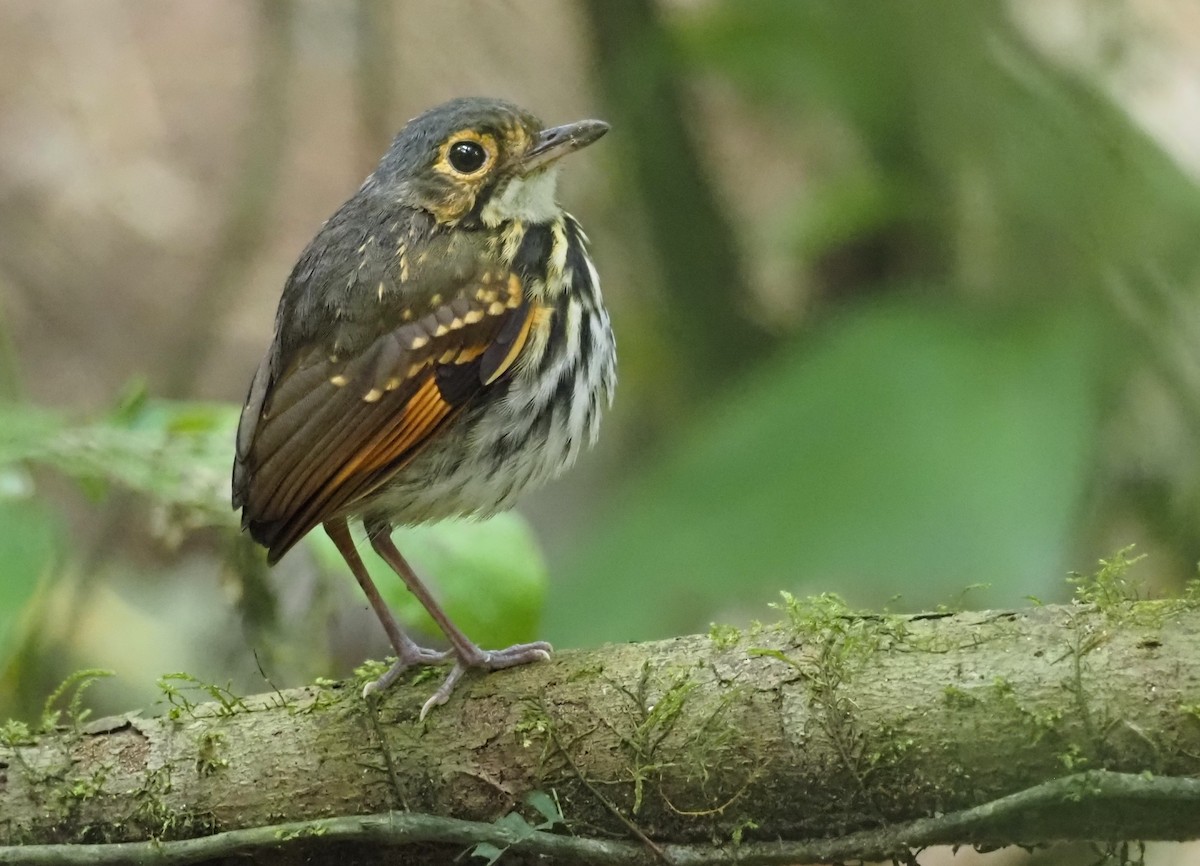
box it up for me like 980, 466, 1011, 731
156, 673, 247, 721
1057, 552, 1152, 754
126, 764, 207, 841
730, 817, 759, 845
1068, 545, 1145, 613
662, 678, 749, 805
772, 591, 909, 667
275, 822, 329, 841
708, 623, 742, 650
552, 659, 754, 825
564, 662, 606, 683
1026, 704, 1065, 738
933, 583, 992, 613
0, 718, 35, 747
752, 591, 917, 803
1181, 570, 1200, 607
867, 722, 917, 769
353, 658, 391, 685
295, 684, 341, 715
40, 669, 114, 733
71, 766, 108, 800
514, 704, 552, 750
772, 590, 853, 635
984, 675, 1064, 743
408, 666, 440, 687
1058, 743, 1089, 771
0, 670, 124, 841
508, 700, 562, 786
942, 685, 979, 709
616, 665, 701, 815
639, 673, 698, 739
18, 758, 117, 842
195, 731, 228, 776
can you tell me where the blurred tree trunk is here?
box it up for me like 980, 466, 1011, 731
353, 0, 398, 169
163, 0, 295, 398
580, 0, 768, 398
4, 601, 1200, 864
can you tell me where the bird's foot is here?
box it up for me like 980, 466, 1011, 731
419, 640, 553, 720
361, 644, 452, 698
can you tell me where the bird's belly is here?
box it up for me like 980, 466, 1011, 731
357, 361, 606, 526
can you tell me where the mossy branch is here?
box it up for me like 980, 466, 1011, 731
5, 596, 1200, 864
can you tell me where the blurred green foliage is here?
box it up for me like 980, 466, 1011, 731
0, 392, 237, 532
0, 394, 237, 685
681, 1, 1200, 297
0, 499, 57, 666
549, 299, 1103, 643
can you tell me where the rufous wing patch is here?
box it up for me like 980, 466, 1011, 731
351, 375, 454, 475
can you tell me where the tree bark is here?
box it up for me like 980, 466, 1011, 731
4, 600, 1200, 864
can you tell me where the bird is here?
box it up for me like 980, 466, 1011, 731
232, 97, 615, 719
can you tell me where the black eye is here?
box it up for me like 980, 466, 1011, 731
448, 140, 487, 174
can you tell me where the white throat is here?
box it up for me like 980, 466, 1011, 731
481, 167, 561, 227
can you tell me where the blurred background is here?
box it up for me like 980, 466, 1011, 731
2, 0, 1200, 843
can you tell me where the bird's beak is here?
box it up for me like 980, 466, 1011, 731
520, 119, 609, 174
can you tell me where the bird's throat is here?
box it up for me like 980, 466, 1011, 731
480, 167, 562, 227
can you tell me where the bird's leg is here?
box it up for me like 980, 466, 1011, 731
365, 517, 552, 719
324, 518, 450, 696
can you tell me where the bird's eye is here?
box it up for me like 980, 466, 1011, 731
448, 140, 488, 174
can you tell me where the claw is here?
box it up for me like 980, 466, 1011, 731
417, 640, 554, 718
419, 664, 469, 720
362, 646, 453, 698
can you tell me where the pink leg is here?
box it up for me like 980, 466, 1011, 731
324, 518, 449, 696
365, 517, 552, 718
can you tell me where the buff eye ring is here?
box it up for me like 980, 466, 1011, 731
448, 140, 488, 174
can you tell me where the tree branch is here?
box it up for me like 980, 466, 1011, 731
4, 599, 1200, 864
5, 772, 1200, 866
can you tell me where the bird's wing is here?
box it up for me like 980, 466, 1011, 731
233, 270, 536, 563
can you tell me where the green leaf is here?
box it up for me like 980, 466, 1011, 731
548, 297, 1104, 646
468, 842, 507, 864
525, 790, 563, 829
493, 812, 534, 837
0, 497, 60, 665
0, 398, 238, 529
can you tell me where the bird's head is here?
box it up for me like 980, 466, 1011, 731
370, 97, 608, 228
